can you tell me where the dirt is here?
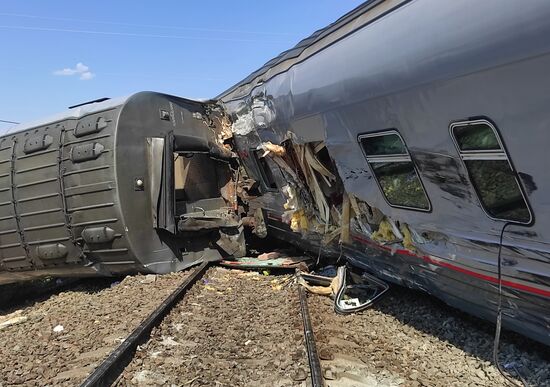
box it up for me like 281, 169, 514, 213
0, 271, 190, 386
308, 286, 550, 387
119, 267, 307, 387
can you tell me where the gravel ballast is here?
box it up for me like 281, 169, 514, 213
308, 285, 550, 387
119, 267, 308, 386
0, 266, 548, 386
0, 271, 190, 386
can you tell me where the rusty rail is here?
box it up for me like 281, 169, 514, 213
299, 286, 325, 387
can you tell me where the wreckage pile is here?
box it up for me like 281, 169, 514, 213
250, 139, 419, 255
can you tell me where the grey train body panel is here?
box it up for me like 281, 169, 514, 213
0, 92, 222, 284
218, 0, 550, 345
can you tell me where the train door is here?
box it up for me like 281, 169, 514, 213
146, 133, 244, 258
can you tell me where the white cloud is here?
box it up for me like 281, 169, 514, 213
79, 71, 95, 80
54, 62, 95, 80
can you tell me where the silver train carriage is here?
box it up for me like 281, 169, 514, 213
216, 0, 550, 345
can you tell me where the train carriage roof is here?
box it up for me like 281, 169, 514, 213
216, 0, 408, 102
3, 96, 130, 136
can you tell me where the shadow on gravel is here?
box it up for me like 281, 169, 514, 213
0, 277, 119, 314
371, 284, 550, 384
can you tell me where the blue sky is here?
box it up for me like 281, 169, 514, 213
0, 1, 364, 130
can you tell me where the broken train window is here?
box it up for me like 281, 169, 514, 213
250, 149, 278, 191
450, 119, 532, 223
358, 131, 431, 211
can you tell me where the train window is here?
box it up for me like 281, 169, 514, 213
450, 120, 532, 223
251, 149, 278, 191
359, 131, 430, 211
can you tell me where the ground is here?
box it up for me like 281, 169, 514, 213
0, 266, 548, 386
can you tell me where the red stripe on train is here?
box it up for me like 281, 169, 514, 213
351, 234, 550, 298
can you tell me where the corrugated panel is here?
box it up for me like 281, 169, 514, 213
61, 109, 129, 264
10, 121, 81, 267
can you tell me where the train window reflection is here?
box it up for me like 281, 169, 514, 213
450, 120, 532, 223
359, 131, 430, 211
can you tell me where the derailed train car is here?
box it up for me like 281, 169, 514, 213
217, 0, 550, 345
0, 92, 250, 285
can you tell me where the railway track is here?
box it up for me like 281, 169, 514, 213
1, 263, 547, 386
79, 263, 324, 386
81, 262, 210, 387
299, 286, 324, 387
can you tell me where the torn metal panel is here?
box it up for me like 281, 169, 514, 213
242, 208, 268, 238
217, 226, 246, 258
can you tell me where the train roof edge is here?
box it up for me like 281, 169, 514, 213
215, 0, 407, 102
4, 92, 215, 137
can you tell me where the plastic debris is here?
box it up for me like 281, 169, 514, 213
297, 266, 389, 314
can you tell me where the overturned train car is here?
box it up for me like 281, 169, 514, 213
0, 92, 246, 285
217, 0, 550, 345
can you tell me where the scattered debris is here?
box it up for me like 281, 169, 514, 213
258, 251, 280, 260
297, 266, 389, 315
121, 267, 307, 386
324, 368, 337, 380
159, 336, 180, 347
140, 275, 157, 284
131, 370, 169, 386
0, 270, 193, 385
290, 368, 308, 382
53, 325, 64, 333
297, 271, 341, 297
220, 256, 310, 270
315, 265, 338, 278
257, 141, 286, 157
334, 267, 389, 314
0, 311, 28, 330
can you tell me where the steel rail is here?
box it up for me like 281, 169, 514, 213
298, 286, 325, 387
80, 261, 210, 387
